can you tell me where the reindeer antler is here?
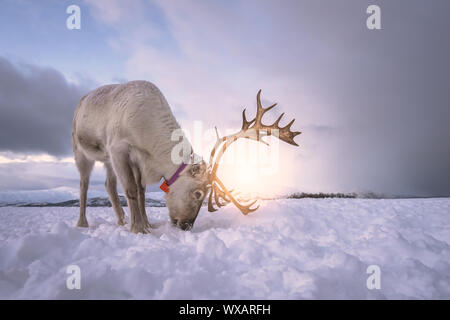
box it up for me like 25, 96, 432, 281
208, 90, 301, 215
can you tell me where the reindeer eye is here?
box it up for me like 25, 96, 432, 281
193, 190, 204, 200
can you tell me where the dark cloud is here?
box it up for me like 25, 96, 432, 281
0, 57, 90, 156
255, 0, 450, 197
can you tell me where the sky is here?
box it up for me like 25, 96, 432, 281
0, 0, 449, 198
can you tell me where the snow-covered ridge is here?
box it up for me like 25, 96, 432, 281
2, 196, 166, 208
0, 187, 81, 204
0, 188, 166, 207
0, 187, 413, 207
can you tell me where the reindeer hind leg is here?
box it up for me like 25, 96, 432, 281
74, 150, 94, 228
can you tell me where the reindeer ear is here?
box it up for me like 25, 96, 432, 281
190, 161, 206, 177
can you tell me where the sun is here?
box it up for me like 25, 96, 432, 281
214, 139, 290, 198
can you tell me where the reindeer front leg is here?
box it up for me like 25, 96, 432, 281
132, 165, 151, 229
105, 163, 126, 226
110, 145, 149, 234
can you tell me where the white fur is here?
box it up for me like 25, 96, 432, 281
72, 81, 207, 233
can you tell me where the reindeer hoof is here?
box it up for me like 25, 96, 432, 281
117, 219, 127, 226
77, 219, 89, 228
130, 224, 149, 234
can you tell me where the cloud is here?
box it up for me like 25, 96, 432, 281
80, 1, 450, 196
0, 157, 106, 193
0, 56, 89, 156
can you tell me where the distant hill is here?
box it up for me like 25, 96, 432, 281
287, 192, 357, 199
0, 191, 434, 207
1, 196, 166, 207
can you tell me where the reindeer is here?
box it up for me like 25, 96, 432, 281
72, 80, 300, 234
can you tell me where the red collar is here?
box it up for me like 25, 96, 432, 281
160, 162, 188, 193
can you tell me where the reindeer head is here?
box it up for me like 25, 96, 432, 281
164, 160, 208, 231
163, 90, 300, 230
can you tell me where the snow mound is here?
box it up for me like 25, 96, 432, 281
0, 198, 449, 299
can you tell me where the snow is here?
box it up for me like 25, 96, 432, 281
0, 198, 449, 299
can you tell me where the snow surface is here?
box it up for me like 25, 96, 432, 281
0, 198, 449, 299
